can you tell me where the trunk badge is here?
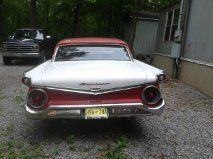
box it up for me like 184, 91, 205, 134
79, 82, 111, 86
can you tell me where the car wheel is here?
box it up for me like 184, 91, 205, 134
39, 51, 46, 63
3, 57, 12, 65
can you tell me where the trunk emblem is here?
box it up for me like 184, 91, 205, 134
79, 82, 111, 92
79, 82, 111, 86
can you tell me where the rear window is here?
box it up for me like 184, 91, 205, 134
55, 45, 131, 61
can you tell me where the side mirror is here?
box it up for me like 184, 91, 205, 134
46, 35, 51, 39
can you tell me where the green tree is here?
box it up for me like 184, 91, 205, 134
30, 0, 37, 28
0, 0, 179, 42
0, 0, 3, 41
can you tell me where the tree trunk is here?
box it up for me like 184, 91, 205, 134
0, 0, 3, 42
17, 0, 21, 28
107, 6, 112, 37
17, 13, 21, 28
43, 0, 49, 29
129, 17, 137, 52
30, 0, 37, 28
72, 0, 82, 37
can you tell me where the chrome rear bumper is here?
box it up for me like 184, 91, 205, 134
25, 100, 165, 120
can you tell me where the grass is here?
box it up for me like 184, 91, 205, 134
67, 134, 76, 150
67, 134, 92, 153
80, 146, 90, 153
14, 94, 25, 105
0, 123, 14, 136
0, 91, 5, 100
51, 147, 60, 157
13, 89, 26, 105
0, 140, 45, 159
97, 135, 128, 159
0, 107, 3, 113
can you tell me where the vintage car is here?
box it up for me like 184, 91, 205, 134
22, 38, 165, 120
2, 28, 55, 65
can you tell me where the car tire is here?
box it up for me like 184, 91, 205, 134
39, 51, 46, 63
3, 57, 12, 65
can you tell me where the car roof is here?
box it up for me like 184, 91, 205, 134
57, 37, 128, 46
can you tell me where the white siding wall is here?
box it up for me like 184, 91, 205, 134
133, 20, 158, 55
153, 0, 213, 97
184, 0, 213, 63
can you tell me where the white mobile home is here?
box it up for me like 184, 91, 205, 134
153, 0, 213, 97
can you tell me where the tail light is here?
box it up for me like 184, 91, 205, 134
27, 89, 48, 109
142, 85, 161, 105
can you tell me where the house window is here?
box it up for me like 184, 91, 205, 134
164, 8, 180, 42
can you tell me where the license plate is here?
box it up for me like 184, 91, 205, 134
85, 108, 108, 119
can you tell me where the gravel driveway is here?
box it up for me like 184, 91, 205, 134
0, 55, 212, 159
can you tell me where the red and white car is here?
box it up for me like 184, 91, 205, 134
22, 38, 165, 119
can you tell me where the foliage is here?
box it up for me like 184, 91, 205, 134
0, 140, 45, 158
0, 0, 179, 41
0, 90, 5, 100
98, 135, 128, 159
0, 122, 14, 136
13, 90, 25, 105
143, 0, 179, 11
67, 134, 76, 150
14, 94, 25, 104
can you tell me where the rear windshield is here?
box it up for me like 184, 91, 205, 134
55, 45, 131, 61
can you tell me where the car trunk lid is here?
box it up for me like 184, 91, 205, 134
41, 60, 147, 92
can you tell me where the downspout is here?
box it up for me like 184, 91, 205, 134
180, 0, 192, 58
173, 0, 184, 78
174, 0, 192, 78
178, 0, 184, 31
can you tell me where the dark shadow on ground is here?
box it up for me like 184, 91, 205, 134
24, 118, 148, 145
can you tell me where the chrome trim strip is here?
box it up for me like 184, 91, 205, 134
142, 99, 165, 115
48, 102, 143, 109
25, 100, 165, 119
147, 100, 165, 110
46, 84, 143, 95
